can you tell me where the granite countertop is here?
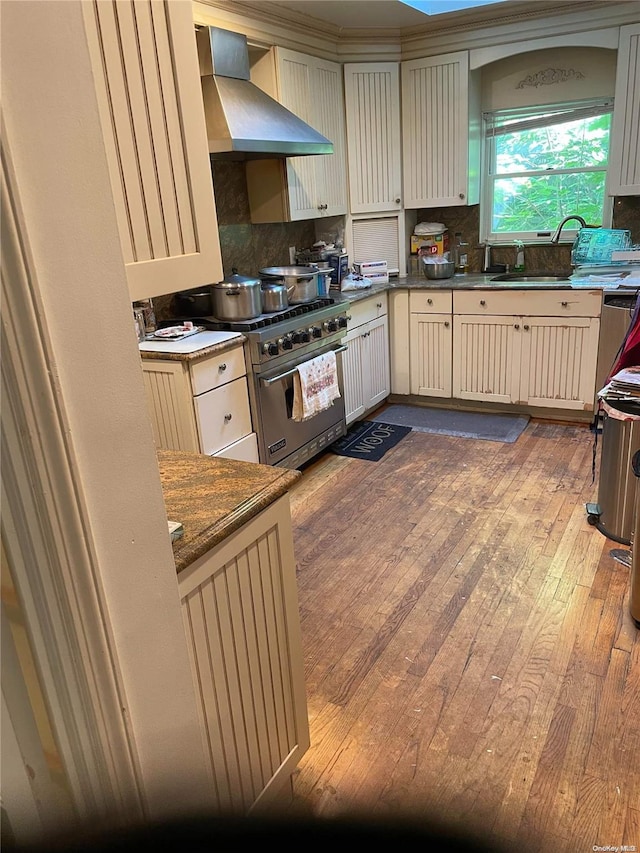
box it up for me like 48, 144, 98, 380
333, 272, 639, 304
157, 450, 301, 573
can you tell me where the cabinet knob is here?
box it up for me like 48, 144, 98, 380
376, 302, 382, 308
561, 301, 568, 307
523, 324, 530, 331
480, 300, 486, 306
444, 321, 450, 328
395, 197, 401, 204
218, 362, 227, 371
459, 192, 465, 199
224, 413, 232, 422
427, 298, 433, 305
514, 323, 520, 330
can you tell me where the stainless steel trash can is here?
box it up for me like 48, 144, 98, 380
630, 450, 640, 628
596, 401, 640, 544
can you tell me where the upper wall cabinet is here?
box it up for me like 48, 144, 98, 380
608, 23, 640, 196
83, 0, 223, 302
246, 48, 347, 222
344, 63, 402, 214
402, 51, 481, 209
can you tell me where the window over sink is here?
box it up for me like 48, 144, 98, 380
480, 98, 614, 244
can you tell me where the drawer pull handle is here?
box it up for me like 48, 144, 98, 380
219, 363, 227, 371
480, 300, 486, 306
523, 324, 530, 331
224, 413, 232, 422
377, 303, 382, 308
514, 323, 520, 330
427, 298, 433, 305
561, 301, 568, 307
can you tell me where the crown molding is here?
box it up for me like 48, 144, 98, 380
194, 1, 639, 63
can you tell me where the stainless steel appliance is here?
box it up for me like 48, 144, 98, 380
595, 291, 638, 402
200, 297, 349, 468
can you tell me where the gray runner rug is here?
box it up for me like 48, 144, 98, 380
370, 405, 529, 443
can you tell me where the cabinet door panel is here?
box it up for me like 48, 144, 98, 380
83, 0, 223, 300
366, 316, 391, 408
608, 24, 640, 196
402, 51, 476, 208
314, 61, 348, 216
410, 314, 452, 397
344, 63, 401, 213
520, 317, 600, 410
453, 315, 520, 403
342, 328, 366, 425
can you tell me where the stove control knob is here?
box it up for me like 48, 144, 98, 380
263, 341, 279, 356
324, 319, 338, 333
279, 335, 293, 351
338, 316, 348, 329
309, 326, 322, 339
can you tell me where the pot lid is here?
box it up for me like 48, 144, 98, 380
215, 267, 260, 288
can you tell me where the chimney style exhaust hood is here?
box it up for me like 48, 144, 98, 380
197, 27, 334, 160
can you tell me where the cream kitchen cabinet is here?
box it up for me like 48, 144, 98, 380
141, 342, 259, 461
608, 23, 640, 196
452, 290, 601, 411
409, 290, 453, 398
401, 51, 480, 208
342, 294, 390, 425
83, 0, 223, 302
246, 48, 347, 223
344, 63, 402, 214
177, 493, 309, 813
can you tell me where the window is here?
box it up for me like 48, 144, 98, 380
481, 98, 614, 243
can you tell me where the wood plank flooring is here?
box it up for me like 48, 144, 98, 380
285, 417, 639, 852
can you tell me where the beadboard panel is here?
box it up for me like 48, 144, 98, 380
344, 64, 402, 213
83, 0, 223, 300
608, 24, 640, 195
141, 360, 200, 451
410, 314, 453, 397
178, 497, 310, 814
453, 315, 519, 403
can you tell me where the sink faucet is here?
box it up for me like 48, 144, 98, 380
550, 215, 586, 243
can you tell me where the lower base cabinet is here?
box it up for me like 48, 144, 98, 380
451, 290, 601, 411
177, 495, 309, 814
343, 294, 391, 425
409, 290, 453, 397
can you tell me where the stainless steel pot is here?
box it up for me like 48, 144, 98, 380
212, 269, 262, 320
260, 265, 319, 303
260, 282, 295, 313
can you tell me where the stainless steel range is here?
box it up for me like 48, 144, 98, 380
200, 297, 349, 468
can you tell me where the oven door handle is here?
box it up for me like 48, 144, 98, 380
260, 345, 348, 386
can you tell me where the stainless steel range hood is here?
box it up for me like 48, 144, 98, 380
197, 27, 333, 160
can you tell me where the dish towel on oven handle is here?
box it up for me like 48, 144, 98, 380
292, 350, 341, 422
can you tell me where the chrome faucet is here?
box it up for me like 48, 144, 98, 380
550, 215, 586, 243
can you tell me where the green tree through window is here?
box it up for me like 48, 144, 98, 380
482, 99, 613, 242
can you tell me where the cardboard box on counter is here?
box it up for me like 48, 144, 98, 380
354, 260, 387, 277
410, 232, 449, 255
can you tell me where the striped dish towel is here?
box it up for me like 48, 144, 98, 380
292, 350, 341, 422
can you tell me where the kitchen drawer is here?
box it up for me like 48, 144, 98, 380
190, 344, 246, 396
409, 289, 452, 314
213, 432, 259, 463
347, 292, 388, 329
194, 377, 252, 455
453, 289, 602, 318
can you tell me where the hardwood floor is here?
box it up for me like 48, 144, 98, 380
285, 417, 639, 851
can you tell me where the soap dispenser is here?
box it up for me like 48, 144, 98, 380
514, 241, 525, 272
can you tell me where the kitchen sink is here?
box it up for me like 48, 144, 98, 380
490, 273, 571, 282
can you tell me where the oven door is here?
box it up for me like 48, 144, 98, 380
254, 344, 347, 467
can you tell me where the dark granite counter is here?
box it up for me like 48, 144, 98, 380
157, 450, 301, 573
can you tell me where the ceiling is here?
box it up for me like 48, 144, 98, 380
233, 0, 599, 33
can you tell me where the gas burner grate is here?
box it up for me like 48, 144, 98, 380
199, 298, 336, 332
